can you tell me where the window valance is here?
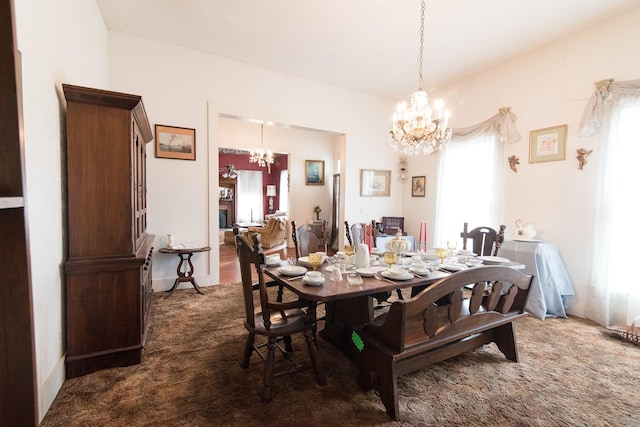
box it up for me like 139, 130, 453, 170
451, 107, 520, 144
578, 78, 640, 137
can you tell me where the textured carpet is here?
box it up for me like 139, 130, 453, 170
41, 284, 640, 426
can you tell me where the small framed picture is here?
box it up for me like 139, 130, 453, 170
360, 169, 391, 197
305, 160, 325, 185
529, 124, 567, 164
155, 124, 196, 160
412, 176, 426, 197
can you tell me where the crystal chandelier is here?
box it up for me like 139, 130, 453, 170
389, 0, 452, 155
249, 124, 274, 169
221, 164, 238, 179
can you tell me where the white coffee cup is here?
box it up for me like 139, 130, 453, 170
306, 271, 323, 281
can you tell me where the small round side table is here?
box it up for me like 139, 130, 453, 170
159, 245, 211, 295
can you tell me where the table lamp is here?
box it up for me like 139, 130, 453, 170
266, 185, 277, 213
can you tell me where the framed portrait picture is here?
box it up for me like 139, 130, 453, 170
155, 124, 196, 160
412, 176, 426, 197
529, 124, 567, 164
360, 169, 391, 197
305, 160, 325, 185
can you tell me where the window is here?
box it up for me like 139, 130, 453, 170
589, 97, 640, 326
236, 170, 263, 223
434, 134, 501, 247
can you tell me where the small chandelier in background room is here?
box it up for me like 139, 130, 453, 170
389, 0, 452, 155
249, 124, 274, 172
221, 164, 238, 179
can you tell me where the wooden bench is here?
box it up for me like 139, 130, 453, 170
357, 266, 534, 420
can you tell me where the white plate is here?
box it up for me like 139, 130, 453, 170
266, 259, 282, 266
297, 256, 327, 266
404, 251, 420, 257
277, 265, 308, 276
478, 256, 510, 265
410, 266, 431, 275
381, 270, 413, 281
511, 238, 542, 243
371, 248, 383, 255
356, 268, 378, 277
441, 263, 468, 271
303, 274, 324, 286
457, 250, 477, 256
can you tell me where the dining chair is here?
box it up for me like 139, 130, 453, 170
292, 221, 325, 257
236, 233, 326, 403
234, 225, 284, 303
460, 222, 506, 256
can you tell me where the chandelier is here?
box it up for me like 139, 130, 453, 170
249, 124, 274, 169
389, 0, 452, 155
221, 164, 238, 179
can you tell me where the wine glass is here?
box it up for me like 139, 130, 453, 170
344, 244, 355, 256
383, 251, 398, 269
435, 247, 448, 264
308, 252, 323, 271
447, 240, 457, 258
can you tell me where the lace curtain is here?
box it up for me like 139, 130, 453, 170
580, 79, 640, 327
451, 107, 521, 144
433, 108, 516, 246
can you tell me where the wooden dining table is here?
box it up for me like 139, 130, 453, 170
264, 260, 525, 364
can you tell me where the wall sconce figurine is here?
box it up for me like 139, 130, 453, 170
398, 157, 408, 182
508, 155, 520, 172
576, 148, 593, 170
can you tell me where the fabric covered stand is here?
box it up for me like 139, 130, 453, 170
500, 240, 575, 319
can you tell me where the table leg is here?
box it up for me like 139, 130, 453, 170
166, 252, 205, 295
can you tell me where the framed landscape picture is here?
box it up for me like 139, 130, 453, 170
155, 124, 196, 160
412, 176, 426, 197
360, 169, 391, 197
305, 160, 325, 185
529, 124, 567, 164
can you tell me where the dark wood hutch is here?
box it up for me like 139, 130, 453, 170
63, 84, 155, 378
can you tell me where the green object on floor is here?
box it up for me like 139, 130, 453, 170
351, 331, 364, 352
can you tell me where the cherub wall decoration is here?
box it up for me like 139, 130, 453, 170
576, 148, 593, 170
508, 155, 520, 172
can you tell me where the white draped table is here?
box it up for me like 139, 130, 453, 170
500, 240, 575, 319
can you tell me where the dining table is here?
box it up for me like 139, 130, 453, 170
263, 258, 525, 365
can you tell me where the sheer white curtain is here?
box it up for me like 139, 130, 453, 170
236, 170, 263, 223
434, 134, 501, 248
279, 169, 289, 212
581, 79, 640, 326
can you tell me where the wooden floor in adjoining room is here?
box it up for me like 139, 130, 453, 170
218, 230, 292, 284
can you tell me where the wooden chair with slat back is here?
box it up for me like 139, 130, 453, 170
234, 225, 285, 304
294, 222, 324, 257
236, 233, 327, 403
460, 222, 506, 256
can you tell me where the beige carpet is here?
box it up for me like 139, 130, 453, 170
41, 284, 640, 426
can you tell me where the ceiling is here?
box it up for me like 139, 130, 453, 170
97, 0, 637, 100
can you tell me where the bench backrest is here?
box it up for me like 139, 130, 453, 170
368, 266, 533, 353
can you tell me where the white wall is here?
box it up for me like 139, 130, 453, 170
108, 32, 403, 287
14, 0, 109, 420
404, 7, 640, 318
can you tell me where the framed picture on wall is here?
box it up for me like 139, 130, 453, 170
305, 160, 325, 185
360, 169, 391, 196
412, 176, 426, 197
529, 124, 567, 164
155, 124, 196, 160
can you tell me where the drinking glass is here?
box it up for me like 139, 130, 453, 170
436, 247, 448, 264
447, 240, 457, 258
308, 252, 323, 271
383, 251, 398, 269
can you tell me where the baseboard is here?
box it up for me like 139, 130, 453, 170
38, 354, 66, 423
